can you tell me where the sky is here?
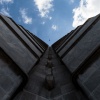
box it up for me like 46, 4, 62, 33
0, 0, 100, 46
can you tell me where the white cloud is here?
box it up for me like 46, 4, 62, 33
19, 8, 32, 24
70, 0, 74, 3
0, 8, 11, 17
49, 16, 52, 20
0, 0, 13, 4
41, 21, 45, 25
72, 0, 100, 28
52, 25, 57, 30
34, 0, 53, 18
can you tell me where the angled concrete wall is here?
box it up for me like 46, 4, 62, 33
52, 14, 100, 100
0, 13, 100, 100
0, 14, 48, 100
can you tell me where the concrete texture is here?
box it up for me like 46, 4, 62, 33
62, 14, 100, 73
0, 19, 38, 73
52, 14, 100, 100
13, 48, 87, 100
58, 14, 100, 57
0, 48, 23, 100
1, 15, 42, 58
77, 48, 100, 99
18, 25, 44, 53
0, 14, 100, 100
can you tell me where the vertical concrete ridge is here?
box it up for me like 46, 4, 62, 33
14, 47, 88, 100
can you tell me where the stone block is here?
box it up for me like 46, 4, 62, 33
63, 91, 79, 100
59, 14, 99, 57
92, 84, 100, 100
37, 96, 48, 100
19, 91, 37, 100
45, 68, 52, 75
50, 87, 61, 98
56, 26, 81, 53
76, 50, 100, 98
61, 83, 75, 94
84, 68, 100, 92
1, 15, 42, 57
0, 87, 6, 100
0, 19, 37, 73
45, 75, 55, 90
46, 60, 53, 68
62, 19, 100, 73
19, 25, 44, 53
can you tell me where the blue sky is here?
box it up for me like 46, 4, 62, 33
0, 0, 100, 45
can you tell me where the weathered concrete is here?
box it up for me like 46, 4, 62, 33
1, 15, 42, 58
14, 48, 87, 100
0, 14, 48, 100
0, 19, 37, 73
0, 14, 100, 100
19, 25, 44, 53
62, 16, 100, 73
52, 14, 100, 100
58, 14, 100, 57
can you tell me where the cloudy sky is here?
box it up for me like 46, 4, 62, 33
0, 0, 100, 45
